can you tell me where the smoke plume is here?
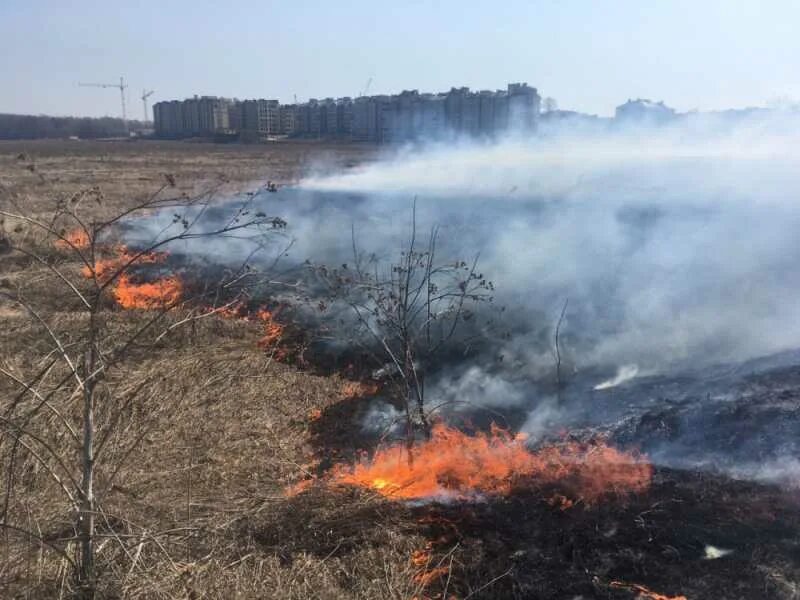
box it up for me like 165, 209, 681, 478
123, 110, 800, 484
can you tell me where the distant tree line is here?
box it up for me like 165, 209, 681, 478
0, 113, 146, 140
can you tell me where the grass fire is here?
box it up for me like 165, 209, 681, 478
4, 125, 800, 600
314, 423, 652, 502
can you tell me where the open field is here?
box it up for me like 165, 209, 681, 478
0, 139, 377, 219
3, 140, 800, 600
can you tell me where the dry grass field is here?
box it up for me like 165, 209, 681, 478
3, 140, 798, 600
0, 140, 431, 599
0, 138, 376, 217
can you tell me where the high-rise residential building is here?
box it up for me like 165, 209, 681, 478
322, 99, 338, 137
182, 97, 200, 136
240, 99, 280, 139
352, 96, 381, 141
228, 101, 242, 132
507, 83, 540, 131
154, 82, 541, 142
279, 104, 297, 136
153, 100, 184, 138
337, 98, 353, 137
197, 96, 231, 134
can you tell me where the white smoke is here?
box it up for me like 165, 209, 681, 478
123, 110, 800, 484
594, 364, 639, 390
291, 111, 800, 375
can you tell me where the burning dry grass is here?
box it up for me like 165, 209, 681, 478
112, 273, 183, 309
255, 308, 282, 340
317, 423, 652, 503
340, 379, 381, 399
77, 244, 168, 282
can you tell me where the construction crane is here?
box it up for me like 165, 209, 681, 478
141, 90, 154, 123
360, 77, 373, 97
78, 76, 128, 132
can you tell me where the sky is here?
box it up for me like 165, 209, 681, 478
1, 0, 799, 119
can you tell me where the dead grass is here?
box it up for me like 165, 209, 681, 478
0, 139, 376, 223
0, 140, 431, 599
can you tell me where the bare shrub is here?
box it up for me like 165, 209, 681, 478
312, 202, 494, 450
0, 178, 282, 598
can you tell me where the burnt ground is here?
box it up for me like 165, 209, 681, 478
413, 468, 800, 599
605, 352, 800, 486
261, 465, 800, 599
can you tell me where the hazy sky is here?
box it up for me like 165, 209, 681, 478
2, 0, 799, 119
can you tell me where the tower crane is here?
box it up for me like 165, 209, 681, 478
361, 76, 373, 97
78, 76, 128, 132
141, 90, 155, 123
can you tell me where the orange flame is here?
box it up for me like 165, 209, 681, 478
327, 424, 652, 501
76, 243, 180, 310
411, 543, 450, 588
609, 581, 687, 600
214, 301, 248, 320
340, 380, 381, 399
54, 229, 90, 250
256, 308, 285, 348
81, 245, 167, 283
206, 302, 295, 359
112, 274, 183, 310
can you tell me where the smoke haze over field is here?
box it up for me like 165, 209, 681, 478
294, 113, 800, 374
126, 112, 800, 376
124, 112, 800, 481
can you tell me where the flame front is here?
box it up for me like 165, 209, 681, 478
81, 245, 167, 283
75, 242, 182, 310
256, 309, 285, 348
328, 424, 652, 501
112, 274, 183, 309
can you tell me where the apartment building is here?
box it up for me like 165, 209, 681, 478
240, 99, 280, 139
279, 104, 297, 136
154, 82, 541, 142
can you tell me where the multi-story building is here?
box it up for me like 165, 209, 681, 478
153, 100, 184, 138
182, 97, 200, 136
228, 100, 242, 133
240, 99, 280, 139
615, 99, 676, 124
337, 98, 353, 138
306, 99, 322, 137
351, 96, 384, 141
507, 83, 540, 131
444, 87, 467, 132
321, 99, 338, 137
197, 96, 231, 134
478, 90, 496, 135
154, 82, 541, 142
461, 91, 481, 136
417, 94, 446, 139
279, 104, 297, 136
